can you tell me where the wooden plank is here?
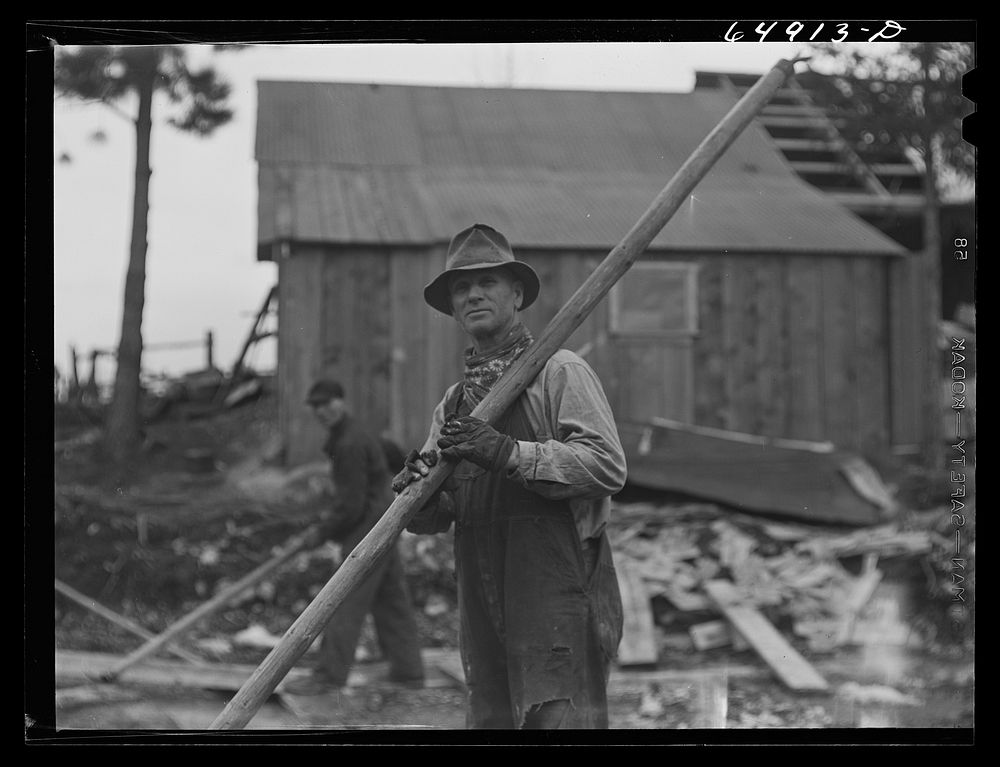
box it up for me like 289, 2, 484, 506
839, 456, 897, 513
276, 260, 291, 460
645, 419, 833, 454
56, 684, 144, 709
390, 249, 422, 448
608, 666, 762, 693
888, 255, 923, 449
757, 115, 834, 128
626, 341, 661, 422
820, 257, 858, 451
101, 526, 319, 682
57, 650, 309, 692
692, 673, 730, 728
323, 250, 351, 396
828, 192, 925, 214
664, 340, 694, 422
694, 258, 728, 429
788, 160, 852, 175
619, 338, 692, 423
614, 560, 659, 666
718, 256, 741, 431
619, 421, 885, 521
772, 137, 840, 151
734, 257, 759, 434
57, 649, 459, 692
754, 256, 788, 437
435, 654, 466, 687
835, 562, 884, 646
689, 619, 749, 651
282, 248, 325, 465
786, 257, 825, 442
353, 249, 391, 437
853, 258, 890, 455
54, 580, 203, 665
387, 249, 406, 445
703, 580, 829, 692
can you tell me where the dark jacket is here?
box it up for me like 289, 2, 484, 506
321, 414, 394, 545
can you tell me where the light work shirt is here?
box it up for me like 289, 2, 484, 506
422, 348, 628, 541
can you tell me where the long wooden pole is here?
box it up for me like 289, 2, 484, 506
210, 56, 806, 730
55, 579, 205, 665
100, 524, 321, 682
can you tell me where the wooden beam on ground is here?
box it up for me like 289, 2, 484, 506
58, 649, 459, 692
100, 525, 320, 682
772, 137, 841, 152
433, 654, 467, 687
56, 684, 145, 709
703, 580, 829, 692
615, 561, 659, 666
693, 673, 729, 728
55, 579, 204, 665
57, 650, 302, 693
835, 554, 884, 646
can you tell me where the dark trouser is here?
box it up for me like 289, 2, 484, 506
315, 544, 424, 684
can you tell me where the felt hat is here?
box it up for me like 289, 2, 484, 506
423, 224, 540, 315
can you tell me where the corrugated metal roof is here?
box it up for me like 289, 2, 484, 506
255, 80, 905, 256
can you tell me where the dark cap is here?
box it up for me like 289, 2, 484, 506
422, 224, 540, 316
305, 379, 345, 405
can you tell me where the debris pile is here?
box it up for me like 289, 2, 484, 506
607, 501, 946, 666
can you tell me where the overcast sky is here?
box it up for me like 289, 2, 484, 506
53, 40, 888, 385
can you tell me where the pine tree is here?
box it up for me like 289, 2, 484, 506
55, 45, 237, 465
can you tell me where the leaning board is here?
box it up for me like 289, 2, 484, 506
615, 560, 659, 666
704, 579, 829, 692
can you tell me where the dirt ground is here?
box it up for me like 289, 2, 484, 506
38, 384, 975, 744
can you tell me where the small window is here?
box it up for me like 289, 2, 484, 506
609, 261, 698, 336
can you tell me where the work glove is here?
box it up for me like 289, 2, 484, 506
406, 476, 457, 535
392, 448, 440, 493
436, 414, 515, 472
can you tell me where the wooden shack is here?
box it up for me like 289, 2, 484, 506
254, 80, 917, 466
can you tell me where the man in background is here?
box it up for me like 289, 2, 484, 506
285, 379, 425, 695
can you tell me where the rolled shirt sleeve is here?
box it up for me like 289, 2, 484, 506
507, 351, 627, 501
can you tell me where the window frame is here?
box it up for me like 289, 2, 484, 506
608, 260, 700, 338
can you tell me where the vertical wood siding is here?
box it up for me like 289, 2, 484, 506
853, 258, 891, 455
279, 245, 903, 465
279, 247, 325, 465
888, 254, 926, 450
694, 259, 727, 429
820, 257, 859, 449
784, 258, 825, 441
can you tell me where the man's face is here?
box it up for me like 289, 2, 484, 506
448, 267, 523, 342
310, 398, 346, 428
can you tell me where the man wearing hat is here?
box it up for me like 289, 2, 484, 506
285, 379, 425, 695
393, 224, 627, 729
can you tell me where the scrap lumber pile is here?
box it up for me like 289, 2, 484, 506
608, 501, 940, 689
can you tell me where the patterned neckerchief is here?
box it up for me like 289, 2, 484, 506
460, 322, 535, 410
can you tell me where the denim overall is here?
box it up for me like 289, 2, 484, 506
446, 388, 624, 729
